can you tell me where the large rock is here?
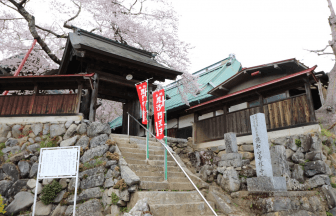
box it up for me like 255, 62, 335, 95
32, 123, 43, 136
68, 178, 80, 191
75, 199, 104, 216
79, 166, 105, 178
7, 179, 29, 197
0, 137, 7, 143
87, 122, 111, 137
0, 123, 11, 137
291, 164, 304, 183
80, 173, 104, 189
220, 167, 240, 192
76, 135, 90, 149
29, 162, 39, 178
67, 187, 103, 204
322, 185, 336, 209
0, 180, 12, 196
5, 138, 18, 147
219, 153, 242, 167
60, 135, 78, 147
5, 192, 34, 215
27, 179, 36, 189
300, 134, 312, 152
108, 188, 130, 202
32, 201, 52, 216
310, 133, 322, 152
2, 163, 20, 181
125, 198, 149, 216
224, 132, 238, 153
305, 151, 324, 161
51, 204, 67, 216
50, 124, 66, 138
81, 145, 109, 163
286, 178, 306, 191
120, 165, 140, 186
63, 124, 78, 140
304, 160, 327, 177
305, 174, 330, 188
12, 124, 22, 138
43, 123, 50, 135
77, 124, 87, 135
247, 176, 287, 192
90, 134, 109, 148
291, 147, 304, 163
65, 120, 73, 129
270, 145, 290, 177
27, 143, 40, 152
286, 136, 298, 151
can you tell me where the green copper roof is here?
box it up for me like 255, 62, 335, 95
109, 58, 242, 129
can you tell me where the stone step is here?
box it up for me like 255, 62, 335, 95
118, 147, 165, 155
130, 191, 204, 205
122, 152, 174, 161
110, 134, 158, 143
140, 176, 189, 183
135, 171, 185, 178
149, 202, 214, 216
139, 181, 194, 191
117, 142, 164, 151
115, 137, 162, 147
125, 158, 176, 166
129, 164, 181, 173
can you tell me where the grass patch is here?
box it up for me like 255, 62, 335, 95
295, 139, 301, 147
41, 180, 62, 205
111, 192, 119, 205
0, 195, 6, 214
120, 207, 130, 213
113, 179, 128, 191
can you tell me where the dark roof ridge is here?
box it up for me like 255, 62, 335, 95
74, 27, 154, 58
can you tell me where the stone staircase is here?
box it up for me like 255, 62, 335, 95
110, 133, 218, 215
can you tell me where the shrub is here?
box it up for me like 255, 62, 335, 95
113, 179, 127, 191
40, 180, 62, 205
0, 195, 6, 214
295, 139, 301, 147
106, 152, 119, 161
120, 207, 130, 213
111, 192, 119, 205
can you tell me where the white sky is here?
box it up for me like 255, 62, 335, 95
170, 0, 335, 73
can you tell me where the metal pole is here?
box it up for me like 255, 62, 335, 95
146, 79, 149, 160
128, 114, 130, 136
164, 90, 168, 181
73, 147, 80, 216
32, 148, 43, 216
127, 112, 218, 216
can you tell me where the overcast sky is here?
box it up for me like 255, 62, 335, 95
170, 0, 335, 73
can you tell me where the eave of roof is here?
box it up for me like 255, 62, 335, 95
187, 66, 317, 112
0, 73, 95, 79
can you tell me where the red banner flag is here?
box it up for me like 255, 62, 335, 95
136, 82, 148, 125
153, 89, 165, 139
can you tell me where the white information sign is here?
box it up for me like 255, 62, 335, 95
40, 148, 78, 177
33, 146, 80, 216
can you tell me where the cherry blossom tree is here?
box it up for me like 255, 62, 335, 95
309, 0, 336, 132
0, 0, 197, 123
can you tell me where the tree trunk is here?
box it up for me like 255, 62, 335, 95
315, 0, 336, 132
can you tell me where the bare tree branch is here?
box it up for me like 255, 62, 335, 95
64, 0, 81, 29
36, 25, 68, 38
0, 1, 18, 11
0, 18, 24, 21
18, 0, 28, 7
306, 45, 330, 53
7, 0, 61, 64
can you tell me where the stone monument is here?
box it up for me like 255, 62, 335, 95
218, 132, 242, 168
247, 113, 287, 192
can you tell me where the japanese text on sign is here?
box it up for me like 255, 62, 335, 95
136, 82, 148, 124
153, 89, 165, 139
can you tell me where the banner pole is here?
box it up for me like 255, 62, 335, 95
164, 89, 168, 181
146, 79, 149, 161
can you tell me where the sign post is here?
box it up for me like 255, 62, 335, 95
32, 146, 80, 216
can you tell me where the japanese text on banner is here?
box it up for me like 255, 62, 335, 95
153, 89, 165, 139
136, 82, 148, 124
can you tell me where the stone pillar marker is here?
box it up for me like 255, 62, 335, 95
247, 113, 287, 192
224, 132, 238, 153
250, 114, 273, 177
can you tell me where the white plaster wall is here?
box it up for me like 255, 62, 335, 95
216, 110, 224, 116
229, 102, 248, 112
167, 118, 178, 129
179, 114, 194, 128
0, 115, 83, 124
196, 124, 321, 149
199, 112, 214, 120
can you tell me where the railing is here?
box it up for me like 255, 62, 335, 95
127, 112, 218, 216
195, 94, 313, 143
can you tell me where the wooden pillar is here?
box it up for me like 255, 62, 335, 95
80, 89, 91, 119
259, 94, 264, 113
223, 105, 227, 134
304, 78, 316, 122
122, 99, 140, 135
28, 84, 38, 114
89, 73, 99, 122
76, 82, 83, 114
317, 80, 325, 105
193, 112, 199, 144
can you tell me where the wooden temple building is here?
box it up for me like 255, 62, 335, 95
0, 28, 182, 136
